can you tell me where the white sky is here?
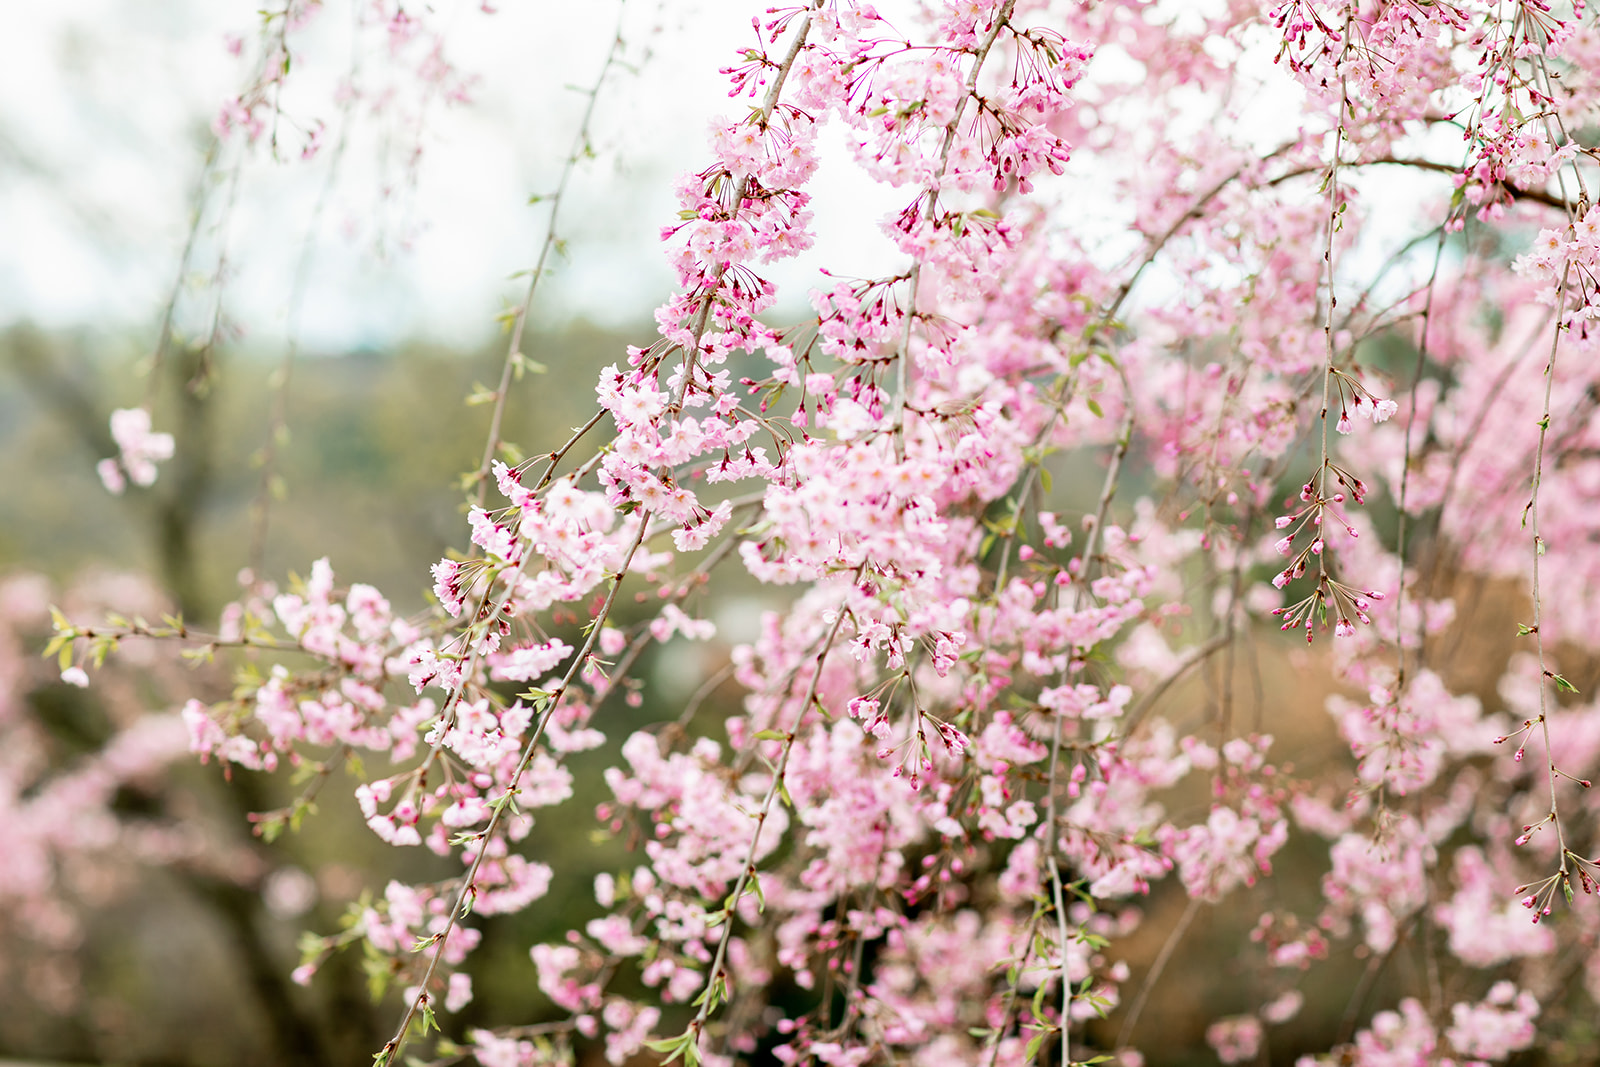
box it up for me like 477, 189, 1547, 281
2, 0, 907, 352
3, 0, 1456, 355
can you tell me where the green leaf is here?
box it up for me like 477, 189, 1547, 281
1024, 1029, 1048, 1063
752, 729, 788, 741
511, 350, 547, 376
647, 1029, 702, 1065
1085, 398, 1103, 418
1030, 980, 1049, 1023
256, 813, 285, 843
179, 645, 214, 666
363, 948, 393, 1002
44, 617, 73, 652
1551, 672, 1580, 694
296, 931, 325, 964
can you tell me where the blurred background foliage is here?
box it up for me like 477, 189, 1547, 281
0, 5, 1444, 1060
4, 317, 1585, 1067
0, 321, 728, 1066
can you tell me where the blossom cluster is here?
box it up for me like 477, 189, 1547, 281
44, 0, 1600, 1066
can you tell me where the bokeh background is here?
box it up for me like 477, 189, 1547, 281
3, 2, 1587, 1065
4, 4, 905, 1063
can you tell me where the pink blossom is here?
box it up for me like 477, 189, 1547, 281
1205, 1015, 1262, 1064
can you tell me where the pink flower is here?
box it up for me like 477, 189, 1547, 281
103, 408, 174, 489
1205, 1015, 1262, 1064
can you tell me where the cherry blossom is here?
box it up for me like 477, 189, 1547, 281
46, 0, 1600, 1064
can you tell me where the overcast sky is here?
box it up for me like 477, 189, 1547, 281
5, 0, 1453, 360
2, 0, 909, 354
